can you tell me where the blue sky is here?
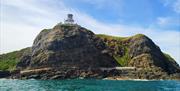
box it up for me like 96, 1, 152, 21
0, 0, 180, 64
63, 0, 180, 30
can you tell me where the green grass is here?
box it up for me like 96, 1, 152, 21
163, 53, 176, 63
163, 53, 174, 61
0, 47, 29, 71
0, 60, 18, 71
113, 47, 130, 66
96, 34, 128, 41
41, 29, 51, 33
97, 34, 132, 66
96, 34, 145, 41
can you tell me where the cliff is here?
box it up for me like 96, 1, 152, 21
0, 24, 179, 80
17, 24, 118, 69
97, 34, 180, 79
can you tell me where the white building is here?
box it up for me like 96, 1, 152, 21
64, 14, 74, 24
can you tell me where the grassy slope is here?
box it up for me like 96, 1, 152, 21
0, 47, 29, 71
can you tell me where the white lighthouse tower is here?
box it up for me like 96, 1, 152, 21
64, 14, 74, 24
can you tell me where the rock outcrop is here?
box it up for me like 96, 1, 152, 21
17, 24, 118, 70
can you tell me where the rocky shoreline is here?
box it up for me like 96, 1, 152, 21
1, 67, 179, 80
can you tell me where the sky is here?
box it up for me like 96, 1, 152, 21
0, 0, 180, 64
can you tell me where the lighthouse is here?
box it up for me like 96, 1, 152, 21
64, 14, 74, 24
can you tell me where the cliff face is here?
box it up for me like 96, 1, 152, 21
97, 34, 180, 75
17, 24, 118, 69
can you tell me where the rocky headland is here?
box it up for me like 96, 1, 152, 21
0, 23, 180, 80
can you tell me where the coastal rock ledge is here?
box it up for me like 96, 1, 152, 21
0, 23, 180, 80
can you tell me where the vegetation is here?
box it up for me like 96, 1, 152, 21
41, 29, 51, 33
163, 53, 175, 62
60, 23, 79, 30
97, 34, 131, 66
113, 48, 130, 66
163, 53, 178, 65
0, 60, 18, 71
96, 34, 145, 41
0, 48, 29, 71
96, 34, 128, 41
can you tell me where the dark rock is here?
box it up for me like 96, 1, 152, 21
27, 75, 41, 79
0, 70, 10, 78
16, 48, 32, 69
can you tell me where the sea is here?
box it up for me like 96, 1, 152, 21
0, 79, 180, 91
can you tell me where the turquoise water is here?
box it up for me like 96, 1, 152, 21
0, 79, 180, 91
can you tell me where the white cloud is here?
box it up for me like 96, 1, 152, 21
173, 0, 180, 13
161, 0, 180, 14
156, 16, 180, 28
73, 0, 123, 10
157, 17, 170, 26
0, 0, 180, 65
161, 0, 173, 6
